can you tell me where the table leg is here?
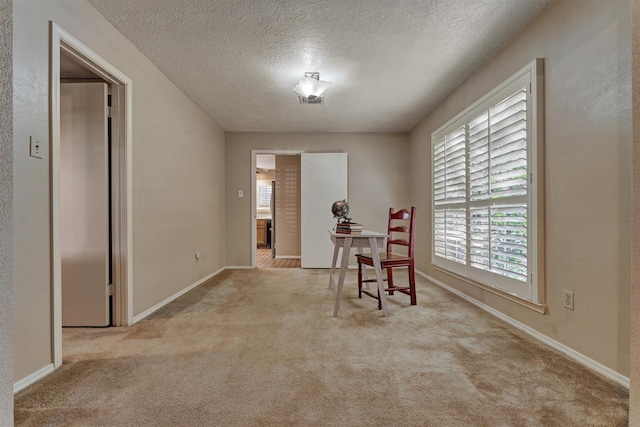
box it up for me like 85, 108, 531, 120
333, 236, 353, 317
329, 241, 340, 290
368, 237, 388, 317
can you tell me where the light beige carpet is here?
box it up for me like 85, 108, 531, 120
15, 269, 628, 426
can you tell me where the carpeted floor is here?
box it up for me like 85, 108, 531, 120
14, 269, 628, 426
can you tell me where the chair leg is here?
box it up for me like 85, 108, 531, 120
409, 263, 417, 305
357, 262, 362, 299
387, 267, 394, 295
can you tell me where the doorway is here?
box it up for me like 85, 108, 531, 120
255, 154, 275, 268
51, 23, 133, 367
252, 150, 304, 268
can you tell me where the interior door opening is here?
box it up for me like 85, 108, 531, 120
255, 153, 274, 266
60, 56, 112, 327
255, 153, 301, 269
52, 22, 133, 367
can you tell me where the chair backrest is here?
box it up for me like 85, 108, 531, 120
386, 206, 416, 258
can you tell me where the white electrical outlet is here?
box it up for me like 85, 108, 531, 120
563, 290, 574, 310
30, 136, 43, 159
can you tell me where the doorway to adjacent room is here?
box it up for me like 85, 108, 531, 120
254, 152, 301, 268
51, 23, 133, 368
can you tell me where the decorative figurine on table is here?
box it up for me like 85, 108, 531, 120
332, 200, 363, 234
331, 199, 352, 223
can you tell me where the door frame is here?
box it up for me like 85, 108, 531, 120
251, 149, 304, 268
50, 23, 133, 367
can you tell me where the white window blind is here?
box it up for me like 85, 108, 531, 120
431, 59, 543, 304
258, 184, 272, 208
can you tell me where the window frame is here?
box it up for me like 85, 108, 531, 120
431, 59, 545, 309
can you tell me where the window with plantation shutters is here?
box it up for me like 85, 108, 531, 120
431, 59, 544, 305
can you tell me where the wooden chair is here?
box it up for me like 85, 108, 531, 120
356, 207, 416, 309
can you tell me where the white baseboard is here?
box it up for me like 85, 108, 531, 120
275, 255, 301, 259
416, 270, 630, 389
132, 267, 225, 324
14, 363, 54, 393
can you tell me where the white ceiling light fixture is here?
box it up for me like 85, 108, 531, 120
293, 72, 331, 104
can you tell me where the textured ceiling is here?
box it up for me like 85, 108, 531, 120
87, 0, 552, 133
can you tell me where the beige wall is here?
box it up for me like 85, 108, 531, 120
410, 0, 632, 376
13, 0, 226, 383
0, 0, 13, 422
225, 132, 410, 267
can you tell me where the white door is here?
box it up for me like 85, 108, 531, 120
301, 153, 348, 268
60, 82, 110, 327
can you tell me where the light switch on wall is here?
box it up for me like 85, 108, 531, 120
238, 190, 243, 198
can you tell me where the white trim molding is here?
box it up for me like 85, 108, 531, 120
131, 267, 226, 324
14, 364, 55, 394
417, 270, 630, 388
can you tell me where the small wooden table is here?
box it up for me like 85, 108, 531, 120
329, 230, 389, 317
